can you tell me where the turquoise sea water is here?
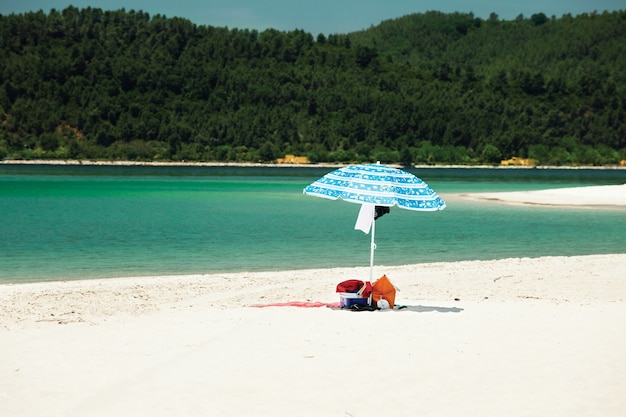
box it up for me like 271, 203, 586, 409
1, 165, 625, 284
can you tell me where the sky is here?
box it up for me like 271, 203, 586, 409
1, 0, 624, 35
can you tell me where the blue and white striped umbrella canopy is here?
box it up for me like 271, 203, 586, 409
303, 163, 446, 211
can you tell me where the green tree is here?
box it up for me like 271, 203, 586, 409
481, 144, 502, 163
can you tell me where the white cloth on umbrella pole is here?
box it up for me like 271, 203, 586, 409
354, 203, 377, 281
354, 203, 375, 234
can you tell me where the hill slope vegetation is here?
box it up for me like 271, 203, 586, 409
1, 7, 625, 165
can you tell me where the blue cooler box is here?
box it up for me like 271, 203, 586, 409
339, 292, 370, 308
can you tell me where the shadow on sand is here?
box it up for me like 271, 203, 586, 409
340, 304, 464, 313
394, 305, 464, 313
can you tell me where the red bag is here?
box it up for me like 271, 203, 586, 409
336, 279, 363, 293
336, 280, 372, 298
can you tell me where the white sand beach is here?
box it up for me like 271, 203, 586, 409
1, 184, 625, 417
458, 183, 626, 208
1, 254, 625, 417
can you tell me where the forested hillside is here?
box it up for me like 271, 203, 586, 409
1, 7, 625, 165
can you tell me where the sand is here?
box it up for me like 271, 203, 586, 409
1, 185, 626, 417
458, 183, 626, 208
1, 254, 625, 417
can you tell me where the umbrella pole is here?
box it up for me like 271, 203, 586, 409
369, 217, 376, 282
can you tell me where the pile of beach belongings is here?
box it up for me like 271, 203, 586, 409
336, 275, 396, 310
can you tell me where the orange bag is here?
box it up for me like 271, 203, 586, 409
372, 275, 396, 308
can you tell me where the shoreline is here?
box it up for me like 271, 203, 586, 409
455, 183, 626, 208
2, 158, 626, 170
2, 253, 624, 323
2, 254, 625, 417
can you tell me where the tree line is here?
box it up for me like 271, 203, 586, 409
1, 6, 625, 165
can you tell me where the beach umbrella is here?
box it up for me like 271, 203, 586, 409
303, 162, 446, 281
